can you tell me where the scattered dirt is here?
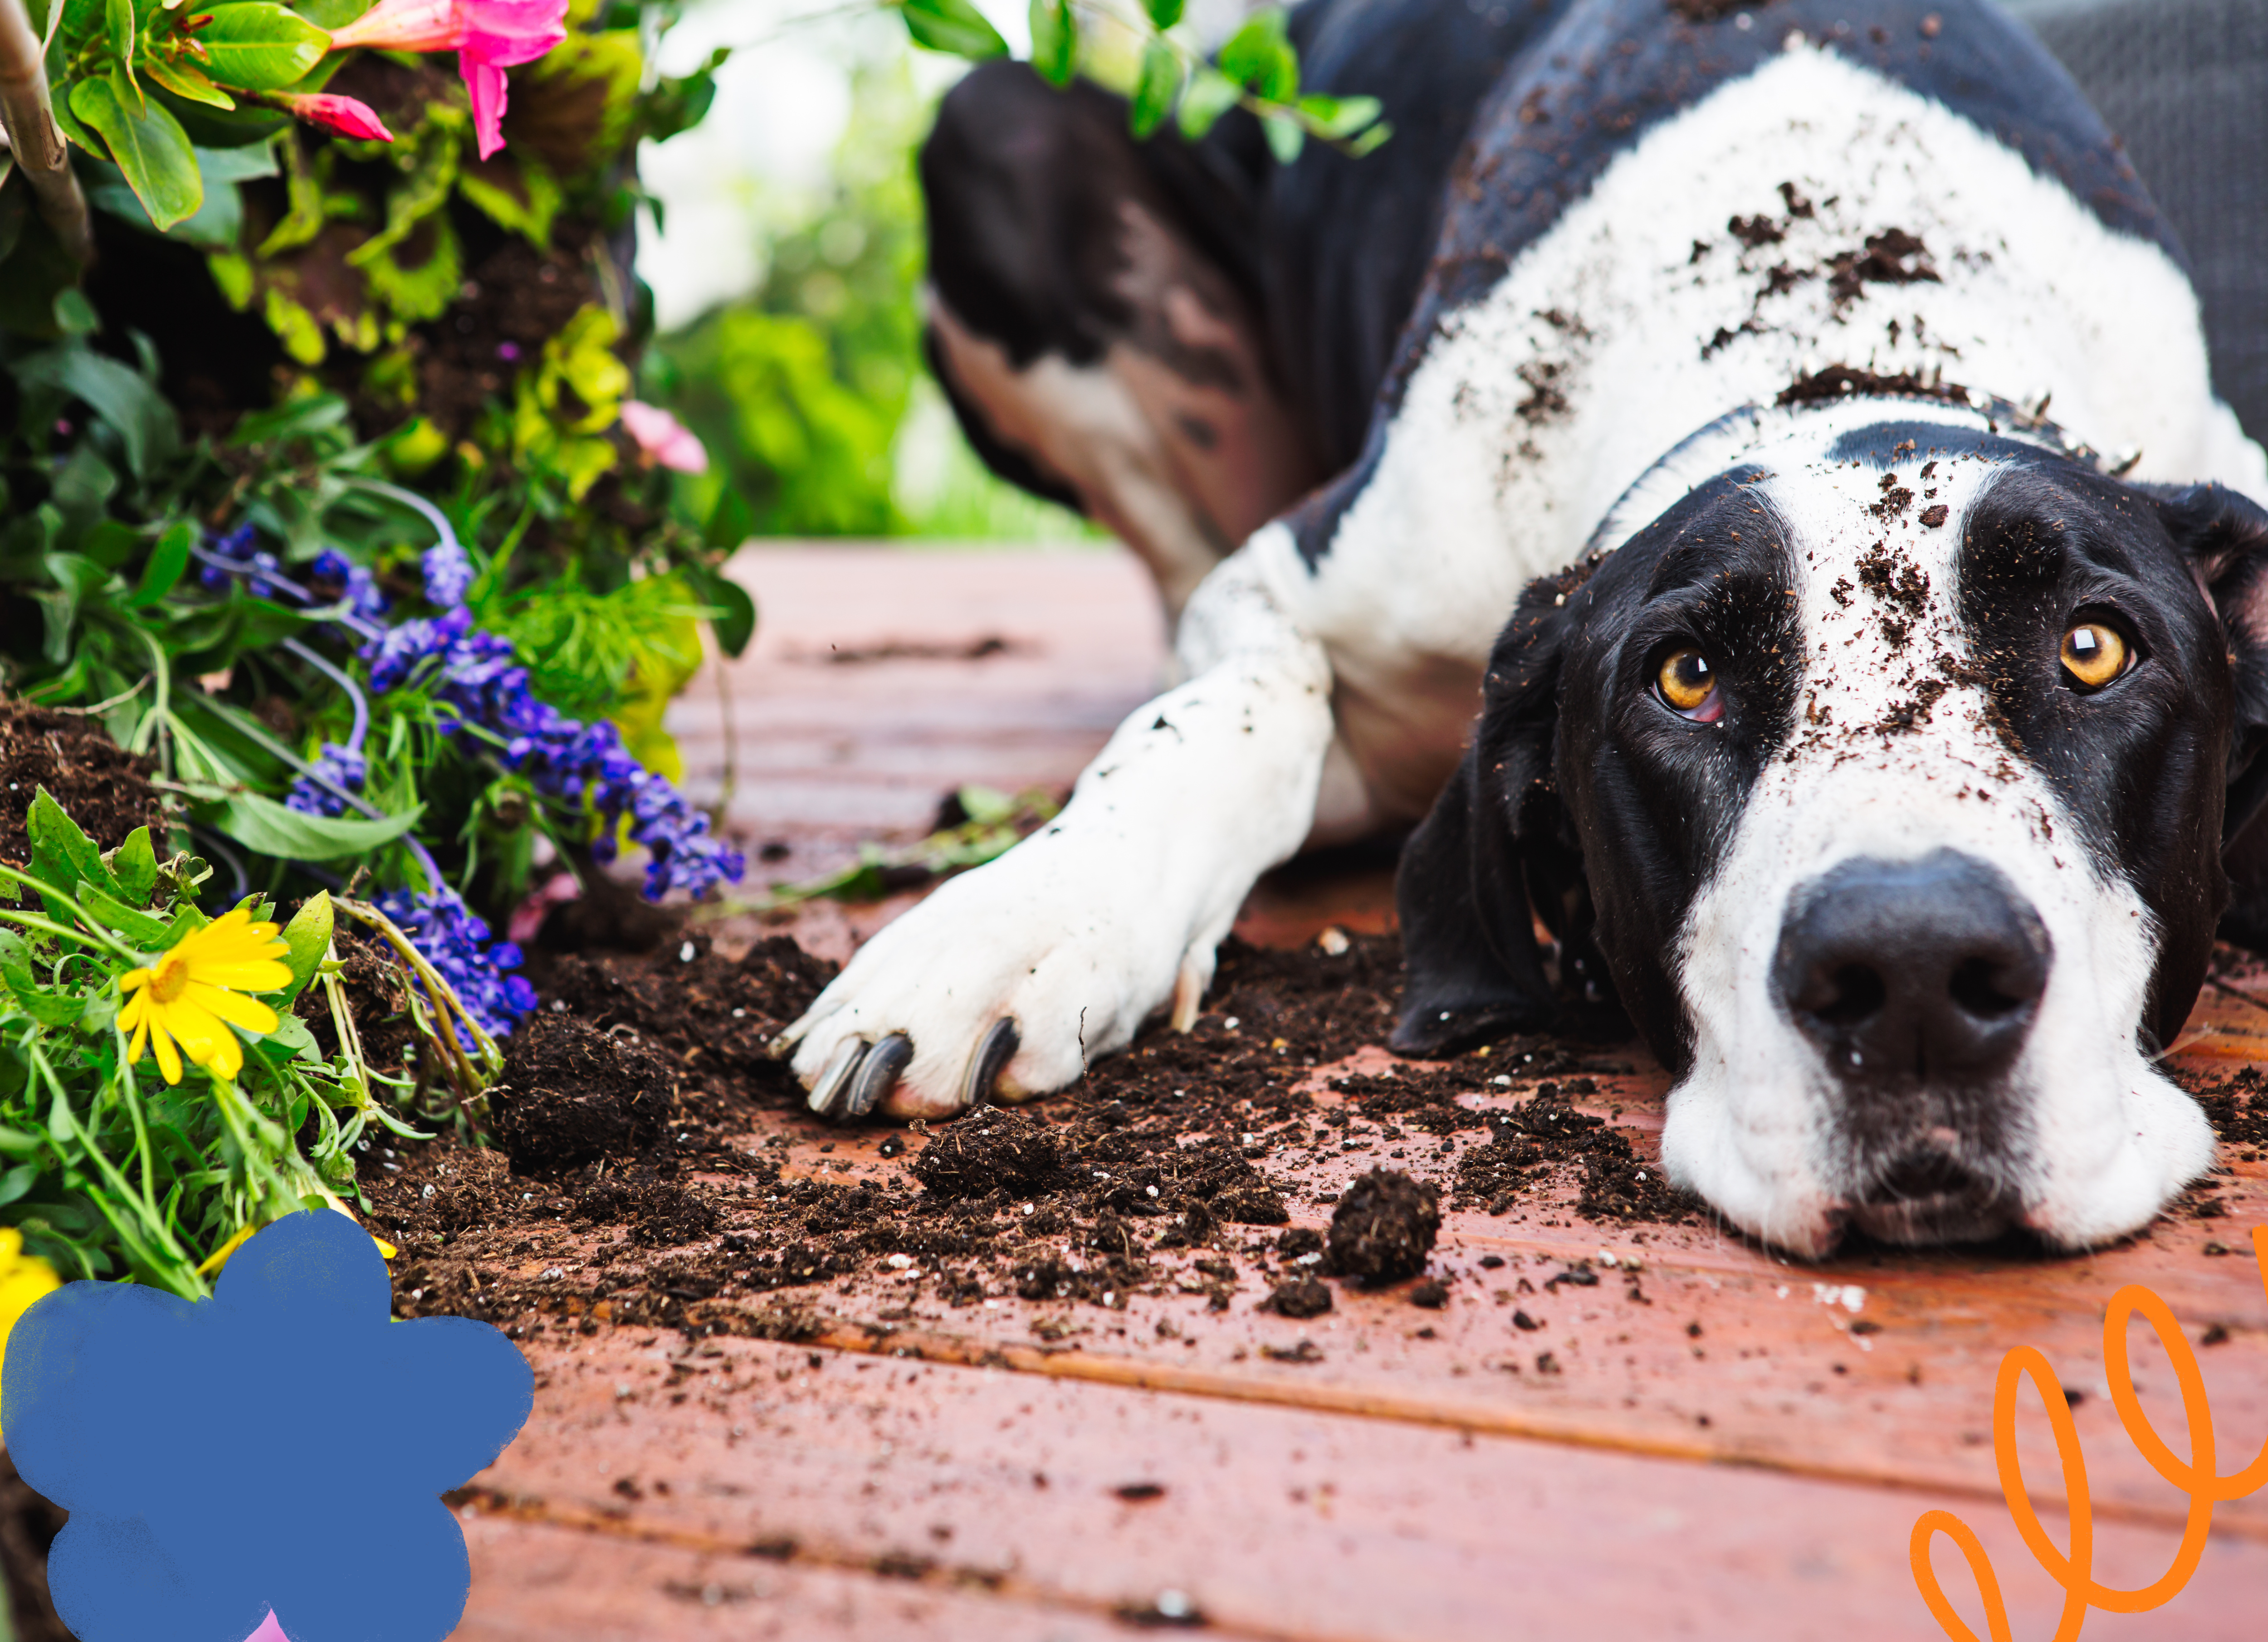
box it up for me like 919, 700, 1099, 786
2178, 1062, 2268, 1157
352, 930, 1682, 1343
1825, 229, 1939, 308
0, 1449, 68, 1642
1454, 1080, 1700, 1225
0, 701, 168, 866
1327, 1169, 1441, 1286
1776, 365, 1970, 410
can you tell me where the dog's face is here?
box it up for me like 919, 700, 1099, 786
1396, 411, 2268, 1255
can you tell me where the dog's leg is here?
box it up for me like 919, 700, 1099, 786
781, 537, 1336, 1117
919, 63, 1325, 623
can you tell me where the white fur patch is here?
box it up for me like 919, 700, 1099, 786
1657, 431, 2215, 1254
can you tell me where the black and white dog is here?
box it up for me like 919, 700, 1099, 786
781, 0, 2268, 1257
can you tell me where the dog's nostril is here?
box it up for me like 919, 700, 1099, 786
1948, 956, 2033, 1021
1809, 964, 1887, 1027
1774, 849, 2053, 1083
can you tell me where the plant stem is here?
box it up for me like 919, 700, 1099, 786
0, 0, 94, 266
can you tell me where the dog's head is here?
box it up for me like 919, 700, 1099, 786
1396, 407, 2268, 1255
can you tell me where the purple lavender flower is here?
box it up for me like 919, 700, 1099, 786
421, 540, 476, 609
309, 550, 391, 622
285, 742, 368, 817
377, 883, 539, 1039
359, 611, 744, 901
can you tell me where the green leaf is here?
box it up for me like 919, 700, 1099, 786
1263, 111, 1304, 164
192, 4, 332, 91
1177, 67, 1241, 140
1218, 8, 1296, 101
10, 346, 180, 477
277, 891, 332, 1003
1028, 0, 1075, 85
197, 792, 424, 861
74, 879, 174, 946
69, 77, 202, 231
1144, 0, 1183, 27
194, 140, 279, 183
1348, 119, 1392, 157
0, 1165, 42, 1209
899, 0, 1008, 59
1130, 40, 1182, 138
28, 788, 117, 901
143, 56, 237, 111
0, 930, 82, 1026
686, 562, 756, 659
128, 519, 195, 607
0, 1129, 41, 1160
1295, 93, 1381, 138
251, 1012, 320, 1066
105, 826, 160, 907
106, 0, 137, 93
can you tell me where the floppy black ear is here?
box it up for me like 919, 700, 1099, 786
1390, 577, 1579, 1056
2151, 483, 2268, 946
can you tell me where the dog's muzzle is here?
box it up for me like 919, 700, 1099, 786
1774, 849, 2053, 1242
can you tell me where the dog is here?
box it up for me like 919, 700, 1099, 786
780, 0, 2268, 1257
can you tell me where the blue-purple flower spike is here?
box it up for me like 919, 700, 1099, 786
376, 883, 540, 1039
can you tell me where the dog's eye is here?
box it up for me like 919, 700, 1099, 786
1656, 648, 1721, 720
2059, 620, 2131, 691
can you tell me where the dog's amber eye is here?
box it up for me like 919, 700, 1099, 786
1657, 648, 1720, 718
2060, 621, 2130, 691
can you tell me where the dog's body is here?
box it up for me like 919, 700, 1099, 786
785, 0, 2268, 1254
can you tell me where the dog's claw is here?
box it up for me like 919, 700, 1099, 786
847, 1032, 913, 1118
962, 1018, 1020, 1108
807, 1037, 867, 1119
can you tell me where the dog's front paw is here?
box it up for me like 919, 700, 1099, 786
780, 840, 1205, 1121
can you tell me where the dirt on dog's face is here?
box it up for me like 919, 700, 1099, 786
1398, 411, 2268, 1256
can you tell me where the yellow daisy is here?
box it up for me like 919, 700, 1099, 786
0, 1226, 60, 1395
117, 907, 294, 1084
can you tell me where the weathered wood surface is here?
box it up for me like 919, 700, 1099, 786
454, 546, 2268, 1640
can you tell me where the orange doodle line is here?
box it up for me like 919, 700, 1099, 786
1910, 1222, 2268, 1641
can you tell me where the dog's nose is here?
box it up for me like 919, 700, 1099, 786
1774, 850, 2052, 1083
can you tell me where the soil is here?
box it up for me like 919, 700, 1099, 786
0, 1450, 68, 1642
1327, 1169, 1441, 1286
345, 927, 1705, 1348
0, 701, 168, 866
1776, 365, 1970, 410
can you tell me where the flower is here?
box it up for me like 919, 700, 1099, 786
360, 609, 746, 903
272, 92, 394, 142
324, 0, 569, 159
377, 884, 538, 1038
620, 400, 709, 474
284, 741, 368, 817
0, 1227, 60, 1396
117, 908, 294, 1085
420, 536, 476, 608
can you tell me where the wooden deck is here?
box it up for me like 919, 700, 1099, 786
452, 546, 2268, 1641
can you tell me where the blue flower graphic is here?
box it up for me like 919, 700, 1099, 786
1, 1212, 533, 1642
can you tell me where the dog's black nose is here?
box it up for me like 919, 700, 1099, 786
1774, 850, 2052, 1083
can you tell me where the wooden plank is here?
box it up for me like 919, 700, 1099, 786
461, 1334, 2268, 1641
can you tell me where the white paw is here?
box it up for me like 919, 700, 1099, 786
779, 831, 1225, 1120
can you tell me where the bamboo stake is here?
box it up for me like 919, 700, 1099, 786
0, 0, 94, 267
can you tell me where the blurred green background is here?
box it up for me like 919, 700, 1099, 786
635, 1, 1100, 541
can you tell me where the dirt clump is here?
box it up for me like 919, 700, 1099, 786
1327, 1169, 1441, 1286
1263, 1276, 1334, 1318
575, 1169, 722, 1247
910, 1107, 1070, 1200
491, 1013, 679, 1176
0, 701, 167, 864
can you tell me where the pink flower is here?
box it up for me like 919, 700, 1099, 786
323, 0, 567, 159
620, 401, 709, 474
274, 92, 394, 142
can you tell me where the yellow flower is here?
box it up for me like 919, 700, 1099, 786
117, 907, 294, 1084
0, 1227, 61, 1393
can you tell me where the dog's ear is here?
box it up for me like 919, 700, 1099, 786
2153, 484, 2268, 833
1390, 578, 1578, 1056
2149, 483, 2268, 947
